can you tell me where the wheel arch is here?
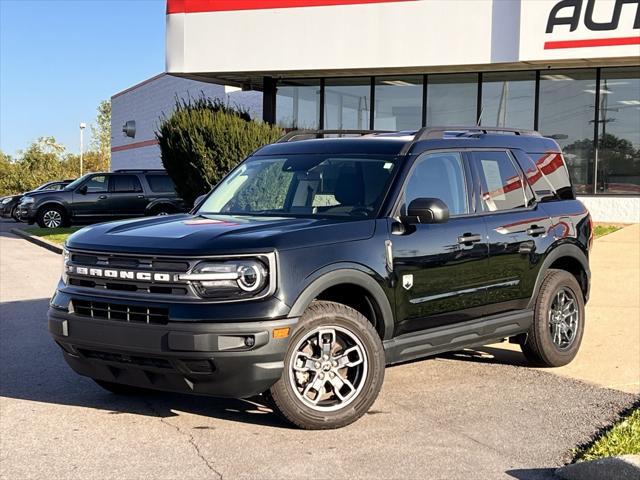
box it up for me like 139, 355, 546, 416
36, 201, 69, 218
145, 199, 177, 215
528, 243, 590, 308
288, 267, 395, 341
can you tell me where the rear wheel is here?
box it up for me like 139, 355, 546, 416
150, 204, 174, 216
269, 301, 385, 430
93, 379, 152, 396
520, 269, 585, 367
36, 205, 68, 228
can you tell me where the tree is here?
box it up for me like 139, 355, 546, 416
156, 97, 283, 205
90, 99, 111, 169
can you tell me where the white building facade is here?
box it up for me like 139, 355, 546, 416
164, 0, 639, 222
110, 73, 262, 171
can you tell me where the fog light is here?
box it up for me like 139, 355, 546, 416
244, 336, 255, 348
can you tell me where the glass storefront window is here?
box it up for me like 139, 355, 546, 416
596, 67, 640, 195
426, 73, 478, 126
481, 71, 535, 129
539, 69, 597, 194
374, 76, 423, 130
324, 78, 371, 130
276, 79, 321, 130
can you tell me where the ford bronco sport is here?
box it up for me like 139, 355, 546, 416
49, 127, 592, 429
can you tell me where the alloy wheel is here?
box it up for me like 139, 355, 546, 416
548, 287, 579, 350
289, 326, 368, 412
43, 210, 62, 228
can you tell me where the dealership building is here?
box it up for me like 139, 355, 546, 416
159, 0, 640, 221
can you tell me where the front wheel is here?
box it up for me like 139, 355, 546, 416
36, 205, 68, 228
520, 269, 585, 367
269, 301, 385, 430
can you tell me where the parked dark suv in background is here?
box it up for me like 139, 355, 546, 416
1, 180, 73, 221
18, 169, 186, 228
49, 128, 591, 429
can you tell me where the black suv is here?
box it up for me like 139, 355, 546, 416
1, 180, 73, 221
18, 170, 185, 228
49, 128, 592, 430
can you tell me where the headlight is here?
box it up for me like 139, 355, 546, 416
179, 257, 272, 300
61, 246, 70, 284
20, 197, 34, 205
1, 197, 11, 205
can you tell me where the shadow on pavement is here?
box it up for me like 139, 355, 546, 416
505, 468, 560, 480
0, 298, 290, 429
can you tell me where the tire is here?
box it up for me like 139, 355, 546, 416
520, 269, 585, 367
269, 301, 385, 430
93, 379, 152, 396
10, 206, 18, 222
150, 205, 174, 216
36, 205, 68, 228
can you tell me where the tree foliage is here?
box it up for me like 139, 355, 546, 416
156, 97, 283, 205
90, 99, 111, 168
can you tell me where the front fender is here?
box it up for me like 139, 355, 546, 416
287, 264, 395, 340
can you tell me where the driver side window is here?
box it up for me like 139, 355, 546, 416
83, 175, 109, 193
402, 152, 468, 216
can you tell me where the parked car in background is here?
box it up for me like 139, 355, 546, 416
17, 170, 186, 228
1, 180, 74, 221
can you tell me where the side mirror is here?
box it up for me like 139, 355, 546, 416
78, 185, 88, 195
193, 194, 207, 209
403, 198, 450, 225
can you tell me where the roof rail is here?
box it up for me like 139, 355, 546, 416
113, 169, 166, 173
277, 129, 393, 143
399, 126, 542, 154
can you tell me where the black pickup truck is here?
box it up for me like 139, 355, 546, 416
49, 127, 591, 429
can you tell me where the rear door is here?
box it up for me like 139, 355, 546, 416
391, 150, 491, 335
108, 174, 147, 216
468, 150, 554, 315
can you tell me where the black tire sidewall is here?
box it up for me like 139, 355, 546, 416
270, 301, 385, 430
527, 270, 585, 367
36, 205, 67, 228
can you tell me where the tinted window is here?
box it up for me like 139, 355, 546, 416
403, 152, 468, 216
427, 74, 478, 126
110, 175, 142, 193
471, 151, 527, 212
481, 71, 535, 129
276, 79, 320, 129
324, 78, 371, 130
83, 175, 108, 193
374, 76, 423, 130
146, 175, 176, 193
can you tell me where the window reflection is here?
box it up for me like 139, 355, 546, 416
276, 79, 321, 129
426, 74, 478, 126
539, 69, 597, 194
374, 76, 423, 130
324, 78, 371, 130
481, 71, 535, 129
597, 67, 640, 194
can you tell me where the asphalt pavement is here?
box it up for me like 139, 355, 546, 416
0, 218, 636, 480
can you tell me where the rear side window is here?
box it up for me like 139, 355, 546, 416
146, 175, 176, 193
110, 175, 143, 193
471, 151, 527, 212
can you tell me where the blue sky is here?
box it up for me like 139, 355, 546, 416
0, 0, 166, 157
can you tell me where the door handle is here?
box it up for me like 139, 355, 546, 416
98, 195, 107, 200
458, 233, 482, 245
526, 225, 546, 237
137, 195, 144, 199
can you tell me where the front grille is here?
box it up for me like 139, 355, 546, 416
72, 299, 169, 325
70, 252, 190, 272
78, 348, 172, 369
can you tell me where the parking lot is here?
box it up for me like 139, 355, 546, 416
0, 218, 637, 480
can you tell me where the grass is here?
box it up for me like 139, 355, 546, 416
594, 224, 622, 238
24, 226, 83, 245
574, 407, 640, 462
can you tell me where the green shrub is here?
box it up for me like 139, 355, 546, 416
156, 97, 283, 205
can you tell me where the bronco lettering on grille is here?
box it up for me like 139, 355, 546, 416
69, 266, 172, 282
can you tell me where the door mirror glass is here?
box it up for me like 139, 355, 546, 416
403, 198, 450, 224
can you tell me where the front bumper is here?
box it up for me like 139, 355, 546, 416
16, 205, 35, 222
49, 307, 297, 398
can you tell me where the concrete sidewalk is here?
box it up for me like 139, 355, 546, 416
490, 223, 640, 394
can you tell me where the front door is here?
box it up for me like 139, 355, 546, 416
391, 151, 492, 336
72, 174, 111, 218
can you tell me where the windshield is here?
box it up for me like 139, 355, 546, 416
63, 174, 92, 191
197, 154, 398, 218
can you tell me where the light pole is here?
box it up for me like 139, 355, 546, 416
79, 123, 86, 176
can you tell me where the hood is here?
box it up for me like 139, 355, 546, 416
66, 214, 376, 256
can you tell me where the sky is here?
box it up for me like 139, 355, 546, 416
0, 0, 166, 157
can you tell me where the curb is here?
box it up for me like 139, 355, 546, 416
10, 228, 63, 255
555, 455, 640, 480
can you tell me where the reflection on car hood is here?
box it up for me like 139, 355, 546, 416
66, 214, 376, 255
